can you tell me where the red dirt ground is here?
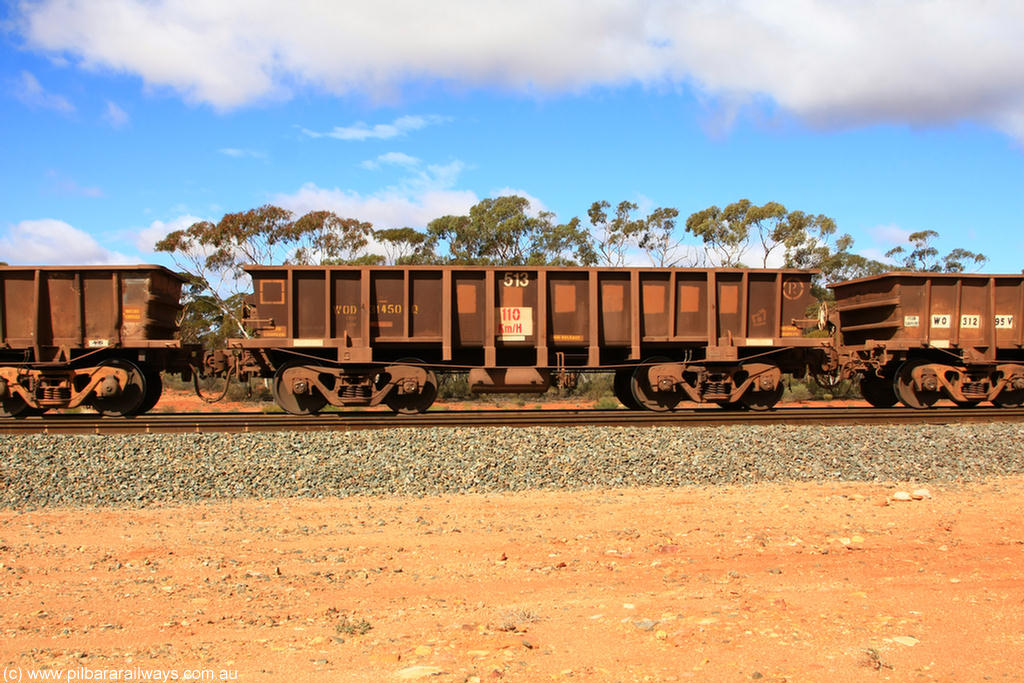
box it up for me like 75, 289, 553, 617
2, 479, 1022, 682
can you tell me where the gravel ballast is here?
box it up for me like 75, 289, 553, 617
2, 423, 1023, 508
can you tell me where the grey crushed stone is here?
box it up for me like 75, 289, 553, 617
1, 423, 1022, 508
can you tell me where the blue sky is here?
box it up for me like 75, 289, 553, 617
2, 0, 1023, 274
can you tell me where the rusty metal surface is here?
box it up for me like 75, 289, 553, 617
0, 265, 187, 358
239, 265, 823, 369
3, 405, 1024, 435
830, 272, 1024, 354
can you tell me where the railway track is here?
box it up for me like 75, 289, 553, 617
3, 406, 1024, 435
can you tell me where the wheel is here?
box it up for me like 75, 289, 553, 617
0, 392, 28, 418
136, 366, 163, 415
384, 378, 437, 414
740, 382, 784, 411
91, 359, 148, 417
894, 360, 941, 409
859, 375, 898, 408
630, 357, 683, 412
382, 360, 437, 414
992, 389, 1024, 408
20, 406, 49, 417
613, 369, 642, 410
952, 399, 982, 408
272, 362, 328, 415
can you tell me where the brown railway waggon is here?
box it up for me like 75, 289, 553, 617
5, 264, 1023, 418
831, 272, 1024, 409
0, 265, 197, 417
214, 265, 832, 414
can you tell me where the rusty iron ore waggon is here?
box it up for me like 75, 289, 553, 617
0, 265, 197, 417
207, 265, 832, 414
831, 272, 1024, 409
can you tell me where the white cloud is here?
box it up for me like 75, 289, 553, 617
135, 214, 205, 253
361, 152, 421, 170
274, 184, 476, 232
657, 2, 1024, 137
15, 1, 1024, 141
46, 170, 104, 198
858, 247, 896, 265
14, 70, 74, 113
272, 157, 473, 230
855, 224, 920, 265
219, 147, 267, 159
301, 115, 449, 141
867, 223, 914, 248
0, 219, 132, 265
103, 99, 129, 127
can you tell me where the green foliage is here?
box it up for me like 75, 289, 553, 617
162, 371, 272, 402
682, 199, 883, 290
781, 210, 887, 297
572, 372, 614, 400
588, 200, 645, 266
684, 199, 755, 267
743, 201, 790, 266
176, 286, 247, 349
681, 197, 903, 299
636, 206, 684, 266
374, 226, 436, 264
428, 195, 596, 266
787, 374, 856, 401
156, 204, 373, 276
290, 210, 374, 265
335, 614, 373, 636
326, 253, 386, 266
436, 373, 472, 400
589, 200, 688, 267
884, 230, 988, 273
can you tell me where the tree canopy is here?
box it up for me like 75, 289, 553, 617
374, 227, 435, 265
427, 195, 596, 266
885, 230, 988, 273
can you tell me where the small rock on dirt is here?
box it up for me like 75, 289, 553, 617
634, 619, 658, 631
396, 665, 444, 680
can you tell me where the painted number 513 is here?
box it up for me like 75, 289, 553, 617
503, 272, 529, 287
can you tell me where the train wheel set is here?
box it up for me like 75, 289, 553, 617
855, 359, 1024, 411
0, 357, 169, 418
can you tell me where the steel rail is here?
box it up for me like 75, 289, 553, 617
2, 406, 1023, 435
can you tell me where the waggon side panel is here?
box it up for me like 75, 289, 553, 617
1, 266, 186, 355
830, 273, 1024, 357
241, 265, 824, 368
410, 271, 443, 339
547, 270, 587, 346
994, 276, 1024, 347
453, 272, 484, 346
2, 271, 34, 346
599, 272, 631, 345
